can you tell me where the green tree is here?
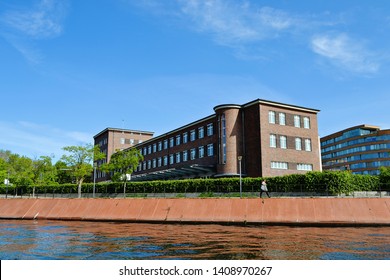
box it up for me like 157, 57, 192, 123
7, 154, 34, 187
0, 157, 8, 186
102, 148, 143, 197
60, 144, 105, 198
31, 156, 58, 197
55, 160, 74, 184
379, 166, 390, 190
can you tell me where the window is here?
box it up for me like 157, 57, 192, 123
143, 147, 147, 155
163, 140, 168, 150
158, 142, 162, 151
297, 164, 313, 171
163, 156, 168, 166
295, 138, 302, 150
190, 148, 196, 160
305, 139, 312, 151
153, 143, 157, 153
271, 161, 288, 170
183, 132, 188, 143
280, 136, 287, 149
303, 117, 310, 129
176, 135, 181, 146
169, 154, 174, 165
294, 115, 301, 128
207, 123, 214, 136
270, 134, 277, 148
157, 157, 162, 167
269, 111, 276, 124
198, 127, 204, 139
147, 160, 151, 169
169, 137, 174, 148
120, 138, 125, 144
207, 144, 214, 156
143, 162, 146, 170
183, 150, 188, 162
221, 114, 226, 164
279, 113, 286, 125
190, 130, 196, 141
199, 146, 205, 158
176, 152, 181, 163
148, 145, 152, 154
152, 159, 156, 168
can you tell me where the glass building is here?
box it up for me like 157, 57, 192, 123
321, 125, 390, 175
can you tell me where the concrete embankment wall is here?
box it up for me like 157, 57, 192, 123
1, 198, 390, 226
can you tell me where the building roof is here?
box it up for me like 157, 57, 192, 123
320, 124, 381, 141
214, 98, 320, 113
93, 127, 154, 139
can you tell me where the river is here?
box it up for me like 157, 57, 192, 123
1, 220, 390, 260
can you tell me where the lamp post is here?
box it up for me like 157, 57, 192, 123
93, 162, 97, 198
4, 171, 9, 199
238, 156, 242, 198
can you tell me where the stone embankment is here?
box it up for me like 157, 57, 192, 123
1, 197, 390, 226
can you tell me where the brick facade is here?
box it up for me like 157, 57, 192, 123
95, 99, 321, 181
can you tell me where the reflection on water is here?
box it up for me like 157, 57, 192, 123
1, 220, 390, 260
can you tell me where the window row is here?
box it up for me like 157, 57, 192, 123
137, 144, 215, 171
140, 123, 214, 156
268, 111, 311, 129
321, 135, 390, 153
271, 161, 313, 171
322, 143, 390, 159
270, 134, 312, 151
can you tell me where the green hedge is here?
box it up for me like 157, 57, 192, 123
0, 171, 385, 196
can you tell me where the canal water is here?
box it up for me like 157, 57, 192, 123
1, 220, 390, 260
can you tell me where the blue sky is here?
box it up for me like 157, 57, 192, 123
1, 0, 390, 161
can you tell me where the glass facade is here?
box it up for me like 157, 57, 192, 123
321, 126, 390, 175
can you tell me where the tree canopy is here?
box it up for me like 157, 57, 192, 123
101, 148, 143, 196
60, 144, 105, 198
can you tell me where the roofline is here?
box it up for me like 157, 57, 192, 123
213, 99, 320, 114
131, 114, 216, 148
213, 104, 242, 111
320, 124, 381, 141
244, 98, 320, 113
93, 127, 154, 139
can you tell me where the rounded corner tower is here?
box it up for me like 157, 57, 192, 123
213, 104, 244, 177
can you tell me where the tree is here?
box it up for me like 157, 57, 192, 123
379, 166, 390, 190
0, 157, 8, 186
55, 160, 74, 184
60, 144, 105, 198
7, 154, 34, 187
102, 148, 143, 197
31, 156, 58, 197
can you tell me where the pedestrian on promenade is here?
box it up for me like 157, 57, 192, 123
260, 179, 271, 199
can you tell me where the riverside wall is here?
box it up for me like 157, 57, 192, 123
0, 197, 390, 226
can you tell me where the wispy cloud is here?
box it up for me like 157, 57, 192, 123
177, 0, 300, 46
135, 0, 384, 74
0, 0, 68, 63
1, 0, 67, 38
0, 121, 92, 160
310, 33, 380, 74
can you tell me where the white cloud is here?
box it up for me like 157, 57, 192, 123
177, 0, 298, 45
0, 121, 92, 160
0, 0, 68, 63
136, 1, 384, 74
1, 0, 67, 39
311, 33, 380, 74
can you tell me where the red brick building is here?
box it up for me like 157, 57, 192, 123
93, 128, 154, 181
95, 99, 321, 181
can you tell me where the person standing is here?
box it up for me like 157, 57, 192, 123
260, 179, 270, 198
